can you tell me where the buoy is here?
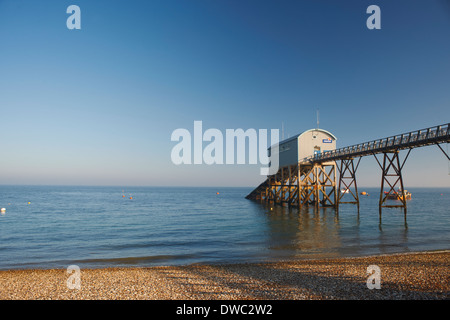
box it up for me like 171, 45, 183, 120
216, 192, 219, 195
122, 195, 125, 198
27, 202, 31, 205
129, 197, 133, 200
1, 208, 5, 213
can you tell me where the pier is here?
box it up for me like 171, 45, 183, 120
246, 123, 450, 216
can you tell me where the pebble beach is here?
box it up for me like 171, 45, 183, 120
0, 250, 448, 300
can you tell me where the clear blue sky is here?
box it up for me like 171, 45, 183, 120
0, 0, 449, 187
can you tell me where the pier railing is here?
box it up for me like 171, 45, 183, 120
305, 123, 450, 163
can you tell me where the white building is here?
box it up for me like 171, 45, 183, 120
270, 128, 337, 168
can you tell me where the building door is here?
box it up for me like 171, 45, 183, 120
314, 146, 321, 156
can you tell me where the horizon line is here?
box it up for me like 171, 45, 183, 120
0, 184, 449, 189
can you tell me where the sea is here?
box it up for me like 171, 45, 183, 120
0, 185, 448, 270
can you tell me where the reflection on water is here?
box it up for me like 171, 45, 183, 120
262, 204, 342, 259
259, 199, 413, 261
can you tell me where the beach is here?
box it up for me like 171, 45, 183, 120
0, 250, 448, 300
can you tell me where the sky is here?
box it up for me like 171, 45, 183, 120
0, 0, 449, 187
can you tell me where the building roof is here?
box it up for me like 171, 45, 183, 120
274, 128, 337, 146
299, 128, 337, 140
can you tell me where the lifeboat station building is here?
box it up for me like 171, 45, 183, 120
248, 128, 339, 208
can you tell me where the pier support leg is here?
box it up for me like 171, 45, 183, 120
300, 164, 315, 206
287, 165, 293, 207
280, 167, 286, 205
337, 158, 361, 210
299, 163, 337, 208
317, 163, 337, 207
289, 164, 299, 207
374, 150, 411, 216
435, 142, 450, 161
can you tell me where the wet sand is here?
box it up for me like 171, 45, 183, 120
0, 251, 448, 300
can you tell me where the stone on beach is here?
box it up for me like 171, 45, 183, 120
0, 251, 448, 300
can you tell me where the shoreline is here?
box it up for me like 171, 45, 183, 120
1, 250, 448, 300
3, 248, 449, 272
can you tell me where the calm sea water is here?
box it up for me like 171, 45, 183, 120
0, 185, 449, 270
